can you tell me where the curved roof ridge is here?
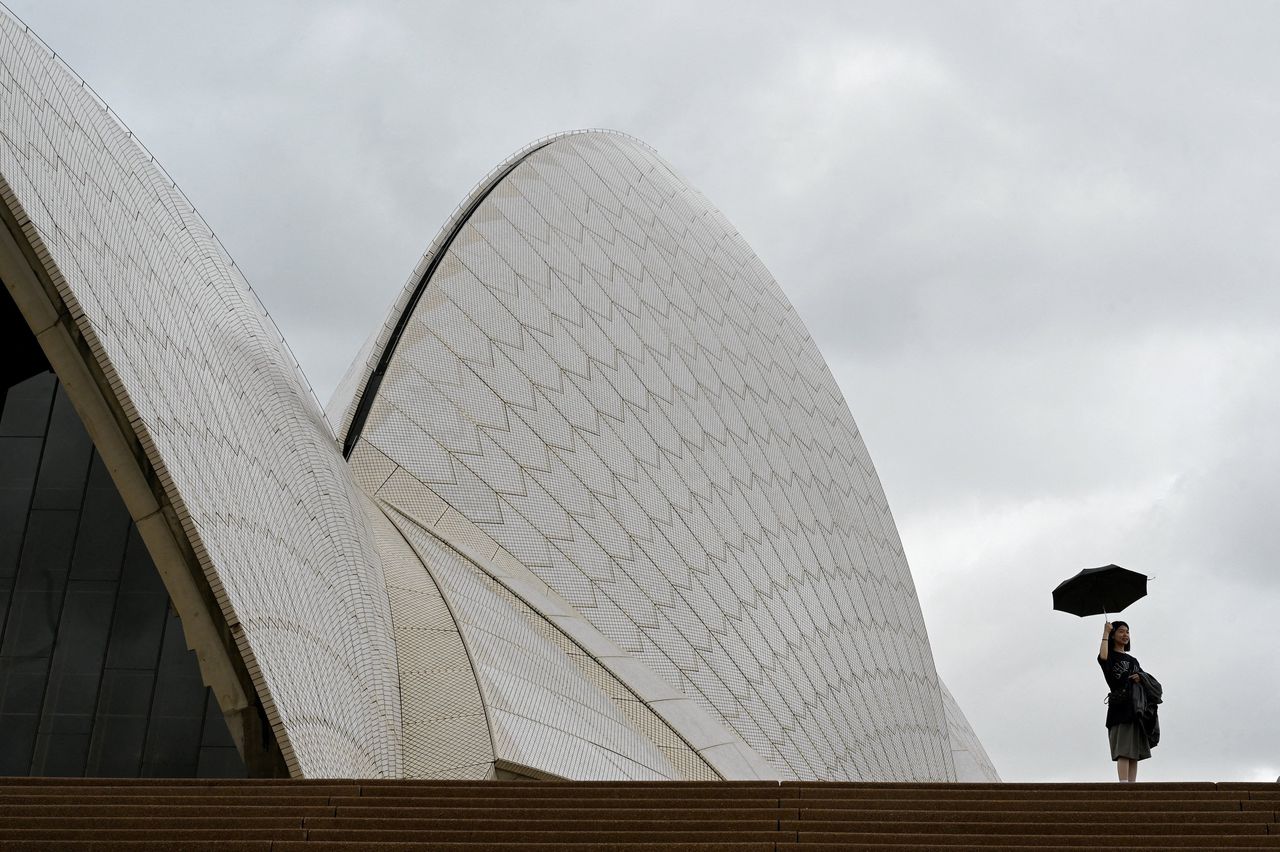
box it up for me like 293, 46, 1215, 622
332, 129, 651, 453
0, 0, 326, 419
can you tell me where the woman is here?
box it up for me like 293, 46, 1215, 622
1098, 620, 1150, 781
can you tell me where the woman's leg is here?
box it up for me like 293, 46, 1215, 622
1127, 759, 1138, 782
1116, 757, 1130, 781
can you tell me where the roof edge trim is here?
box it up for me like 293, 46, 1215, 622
0, 177, 292, 777
338, 129, 652, 456
0, 1, 327, 418
339, 135, 560, 457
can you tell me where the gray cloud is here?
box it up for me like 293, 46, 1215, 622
9, 0, 1279, 782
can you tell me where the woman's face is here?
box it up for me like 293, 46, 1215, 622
1114, 625, 1130, 647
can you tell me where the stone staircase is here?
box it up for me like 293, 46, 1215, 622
0, 778, 1277, 850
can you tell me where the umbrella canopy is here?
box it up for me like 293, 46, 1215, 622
1052, 564, 1147, 617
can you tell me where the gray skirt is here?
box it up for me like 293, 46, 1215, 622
1109, 722, 1152, 761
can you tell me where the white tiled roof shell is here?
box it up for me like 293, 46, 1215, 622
940, 680, 1001, 782
0, 12, 400, 776
388, 508, 683, 780
340, 131, 956, 781
355, 488, 495, 780
351, 438, 748, 781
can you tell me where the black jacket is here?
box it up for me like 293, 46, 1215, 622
1131, 670, 1162, 748
1099, 653, 1142, 727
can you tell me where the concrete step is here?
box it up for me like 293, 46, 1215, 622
329, 804, 798, 820
0, 804, 337, 818
306, 828, 786, 842
0, 784, 359, 797
0, 841, 1276, 852
0, 844, 274, 852
0, 839, 768, 844
319, 793, 1261, 811
790, 789, 1275, 800
798, 797, 1253, 811
294, 810, 1274, 830
0, 794, 336, 807
0, 816, 304, 829
781, 845, 1280, 851
354, 786, 787, 799
0, 828, 307, 841
789, 835, 1280, 847
794, 820, 1273, 835
305, 816, 783, 831
792, 808, 1274, 822
0, 777, 1273, 850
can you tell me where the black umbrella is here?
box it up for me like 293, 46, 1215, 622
1052, 564, 1148, 617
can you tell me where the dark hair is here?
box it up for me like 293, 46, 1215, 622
1111, 620, 1131, 652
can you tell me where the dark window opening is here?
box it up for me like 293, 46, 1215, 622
1, 283, 245, 777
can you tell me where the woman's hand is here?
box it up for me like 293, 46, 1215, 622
1098, 621, 1114, 661
1129, 673, 1141, 682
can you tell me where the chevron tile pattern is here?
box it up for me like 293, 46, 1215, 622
344, 132, 958, 781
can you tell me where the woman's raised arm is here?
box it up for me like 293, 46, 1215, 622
1099, 621, 1113, 661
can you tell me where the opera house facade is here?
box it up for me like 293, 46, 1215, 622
0, 10, 997, 782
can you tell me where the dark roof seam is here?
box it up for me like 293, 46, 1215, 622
341, 138, 561, 458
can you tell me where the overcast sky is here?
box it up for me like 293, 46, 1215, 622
10, 0, 1279, 783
